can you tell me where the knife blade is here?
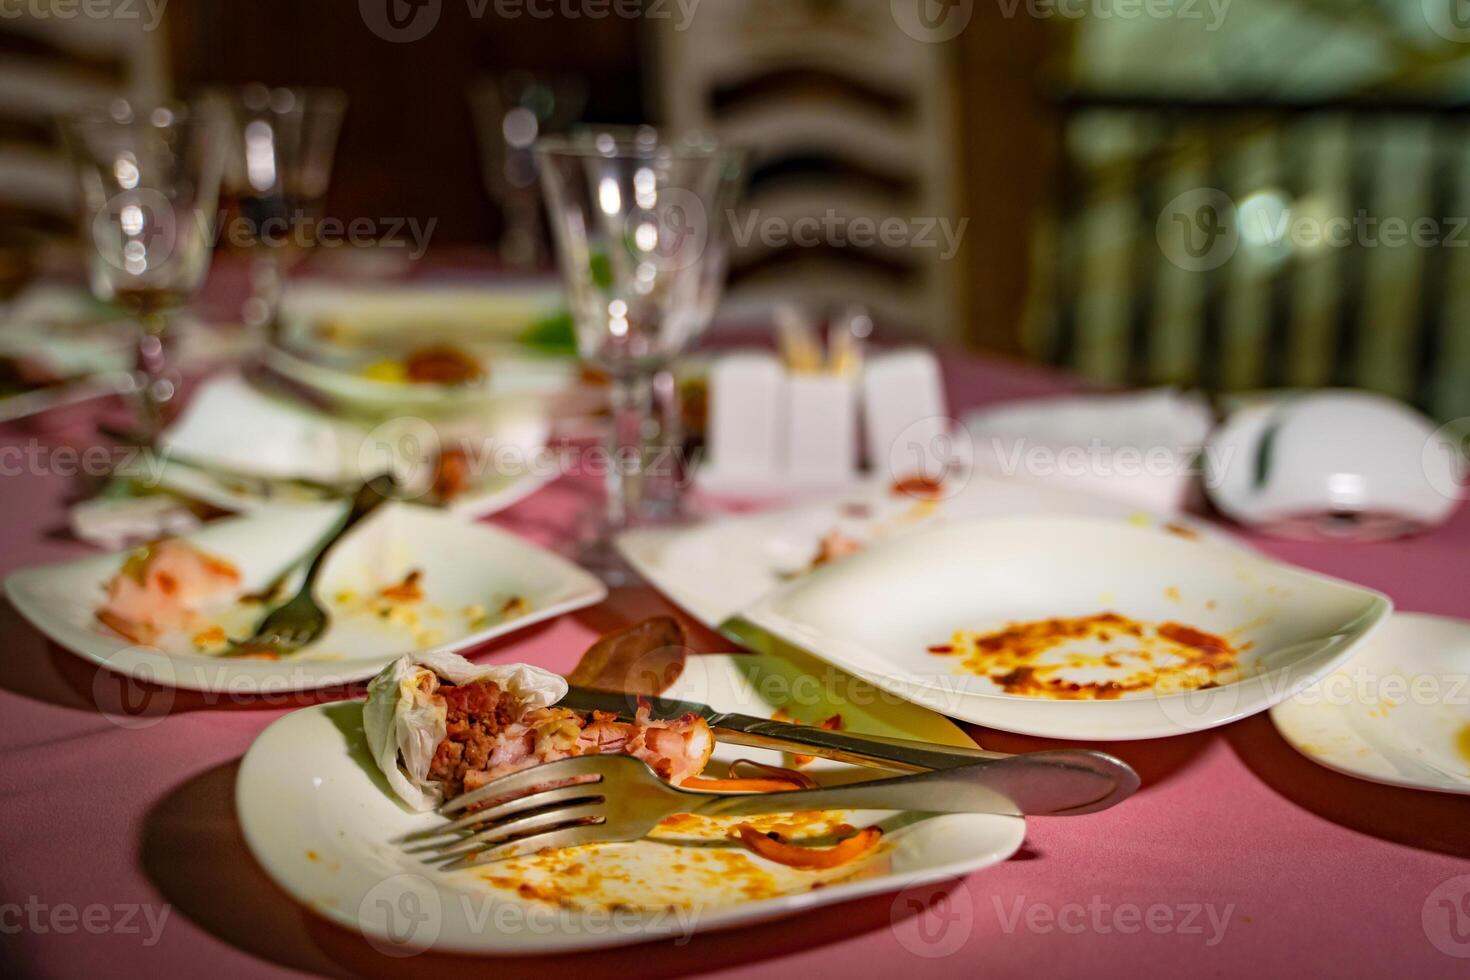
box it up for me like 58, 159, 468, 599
557, 686, 1139, 815
561, 685, 1004, 772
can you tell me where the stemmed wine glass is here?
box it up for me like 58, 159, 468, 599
469, 72, 587, 269
536, 128, 745, 581
204, 84, 346, 334
64, 100, 226, 437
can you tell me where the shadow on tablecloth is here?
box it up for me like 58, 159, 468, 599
1225, 713, 1470, 859
141, 759, 991, 979
140, 761, 355, 977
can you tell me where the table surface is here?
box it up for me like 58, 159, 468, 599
1, 337, 1468, 980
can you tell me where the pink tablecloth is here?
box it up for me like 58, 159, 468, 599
1, 352, 1467, 980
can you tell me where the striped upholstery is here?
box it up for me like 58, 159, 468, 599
0, 6, 168, 243
1029, 96, 1470, 421
654, 0, 962, 343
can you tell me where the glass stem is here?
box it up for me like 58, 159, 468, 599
246, 253, 284, 339
604, 370, 653, 531
134, 310, 177, 441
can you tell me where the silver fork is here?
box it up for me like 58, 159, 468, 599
402, 749, 1133, 870
224, 476, 393, 656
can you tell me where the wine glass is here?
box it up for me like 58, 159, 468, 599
63, 100, 225, 436
204, 84, 346, 333
536, 128, 746, 580
468, 72, 587, 269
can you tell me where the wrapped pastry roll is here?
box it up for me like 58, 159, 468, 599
364, 651, 714, 811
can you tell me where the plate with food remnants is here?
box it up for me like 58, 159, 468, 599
738, 516, 1391, 739
261, 283, 600, 421
153, 373, 555, 520
4, 502, 606, 692
235, 640, 1024, 954
1270, 612, 1470, 794
619, 471, 1241, 630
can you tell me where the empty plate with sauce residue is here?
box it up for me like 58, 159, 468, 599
740, 516, 1392, 740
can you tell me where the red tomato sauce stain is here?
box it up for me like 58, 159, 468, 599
929, 612, 1241, 699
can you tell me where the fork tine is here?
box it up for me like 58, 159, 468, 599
437, 756, 626, 816
439, 823, 619, 871
399, 785, 606, 845
419, 802, 608, 863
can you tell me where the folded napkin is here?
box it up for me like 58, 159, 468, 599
962, 388, 1215, 514
161, 373, 361, 483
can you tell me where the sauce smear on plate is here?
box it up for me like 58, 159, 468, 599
929, 612, 1243, 699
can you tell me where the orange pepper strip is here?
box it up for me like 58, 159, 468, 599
732, 824, 882, 869
681, 776, 808, 793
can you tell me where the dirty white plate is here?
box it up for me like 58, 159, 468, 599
620, 472, 1240, 629
5, 503, 605, 692
236, 647, 1024, 955
740, 516, 1391, 740
1270, 612, 1470, 794
154, 372, 555, 520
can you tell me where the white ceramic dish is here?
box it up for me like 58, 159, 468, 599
236, 648, 1025, 955
154, 373, 554, 520
5, 503, 606, 692
620, 472, 1239, 629
740, 516, 1391, 740
1270, 612, 1470, 794
262, 343, 598, 419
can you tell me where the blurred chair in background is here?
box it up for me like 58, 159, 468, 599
654, 0, 963, 343
0, 3, 168, 295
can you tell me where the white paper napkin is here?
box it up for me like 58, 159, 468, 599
962, 388, 1215, 514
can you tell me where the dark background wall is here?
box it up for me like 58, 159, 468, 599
165, 1, 650, 246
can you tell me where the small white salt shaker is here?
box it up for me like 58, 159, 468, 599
862, 347, 950, 478
785, 371, 858, 484
703, 352, 786, 488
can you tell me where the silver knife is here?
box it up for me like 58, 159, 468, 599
557, 686, 1139, 815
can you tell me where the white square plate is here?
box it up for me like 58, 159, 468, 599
235, 648, 1024, 954
619, 472, 1240, 629
5, 503, 606, 692
1271, 612, 1470, 794
741, 516, 1391, 740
